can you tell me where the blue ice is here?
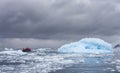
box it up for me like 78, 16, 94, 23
58, 38, 112, 54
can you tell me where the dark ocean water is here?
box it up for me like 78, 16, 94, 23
0, 48, 120, 73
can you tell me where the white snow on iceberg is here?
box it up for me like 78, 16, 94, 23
58, 38, 112, 54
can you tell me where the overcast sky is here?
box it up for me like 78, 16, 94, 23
0, 0, 120, 48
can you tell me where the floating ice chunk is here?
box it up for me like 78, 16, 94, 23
4, 48, 13, 51
0, 50, 26, 55
58, 38, 112, 54
116, 66, 120, 72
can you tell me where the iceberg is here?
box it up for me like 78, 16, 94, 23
58, 38, 112, 54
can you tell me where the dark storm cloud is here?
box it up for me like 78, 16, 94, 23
0, 0, 120, 48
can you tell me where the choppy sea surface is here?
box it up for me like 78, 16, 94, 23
0, 48, 120, 73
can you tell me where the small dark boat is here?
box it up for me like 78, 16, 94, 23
22, 48, 31, 52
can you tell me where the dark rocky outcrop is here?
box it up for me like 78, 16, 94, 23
114, 44, 120, 48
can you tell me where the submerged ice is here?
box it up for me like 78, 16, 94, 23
58, 38, 112, 54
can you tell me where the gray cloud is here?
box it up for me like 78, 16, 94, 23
0, 0, 120, 48
0, 38, 71, 48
